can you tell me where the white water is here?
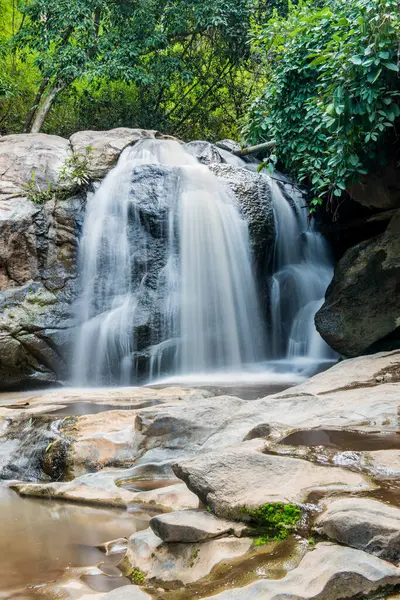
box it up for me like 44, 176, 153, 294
72, 140, 265, 385
269, 180, 336, 363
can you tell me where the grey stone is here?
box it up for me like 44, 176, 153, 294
315, 497, 400, 563
150, 509, 246, 543
316, 213, 400, 357
70, 128, 177, 179
173, 439, 374, 520
203, 542, 400, 600
184, 140, 223, 164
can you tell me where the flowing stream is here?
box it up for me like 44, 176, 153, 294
72, 140, 335, 386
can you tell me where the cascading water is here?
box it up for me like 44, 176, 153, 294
72, 140, 265, 385
268, 178, 336, 367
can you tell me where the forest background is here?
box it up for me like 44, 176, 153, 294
0, 0, 399, 207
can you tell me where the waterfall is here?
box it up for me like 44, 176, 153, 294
268, 179, 336, 366
72, 140, 265, 385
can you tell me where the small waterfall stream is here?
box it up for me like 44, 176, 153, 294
268, 179, 336, 366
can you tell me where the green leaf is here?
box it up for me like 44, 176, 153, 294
383, 62, 399, 72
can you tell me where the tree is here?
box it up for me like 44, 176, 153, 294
13, 0, 256, 133
244, 0, 400, 210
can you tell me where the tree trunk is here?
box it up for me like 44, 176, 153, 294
29, 82, 66, 133
233, 140, 276, 157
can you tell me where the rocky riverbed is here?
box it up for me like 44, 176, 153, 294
0, 350, 399, 600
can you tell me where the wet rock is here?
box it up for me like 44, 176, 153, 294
184, 141, 223, 164
118, 527, 252, 585
203, 542, 400, 600
173, 440, 374, 520
70, 128, 176, 179
316, 214, 400, 357
150, 509, 247, 543
315, 497, 400, 563
208, 163, 275, 270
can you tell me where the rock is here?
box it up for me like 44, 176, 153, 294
315, 497, 400, 563
276, 349, 400, 397
118, 527, 252, 585
0, 194, 84, 389
203, 542, 400, 600
70, 128, 176, 179
173, 440, 374, 520
208, 163, 275, 271
349, 160, 400, 209
184, 141, 223, 164
0, 133, 72, 200
316, 214, 400, 357
150, 509, 247, 543
133, 483, 200, 512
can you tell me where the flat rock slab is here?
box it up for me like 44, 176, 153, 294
173, 440, 374, 519
119, 528, 252, 585
204, 542, 400, 600
150, 509, 247, 543
315, 497, 400, 563
11, 474, 198, 511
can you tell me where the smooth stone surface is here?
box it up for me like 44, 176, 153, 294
70, 128, 176, 179
0, 133, 72, 200
203, 542, 400, 600
315, 497, 400, 563
173, 439, 374, 520
119, 527, 253, 584
316, 213, 400, 357
150, 509, 247, 543
11, 472, 198, 512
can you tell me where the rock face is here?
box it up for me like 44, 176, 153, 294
315, 498, 400, 563
316, 213, 400, 357
173, 439, 374, 520
204, 542, 400, 600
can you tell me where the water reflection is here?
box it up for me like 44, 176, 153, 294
0, 486, 145, 596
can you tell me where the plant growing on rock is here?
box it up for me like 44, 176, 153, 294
24, 170, 55, 204
59, 146, 92, 190
242, 502, 301, 541
129, 567, 145, 585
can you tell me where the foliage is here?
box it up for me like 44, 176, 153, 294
242, 502, 301, 540
59, 145, 92, 189
245, 0, 400, 210
23, 171, 54, 204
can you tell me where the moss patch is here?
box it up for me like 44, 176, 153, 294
242, 502, 301, 541
129, 567, 145, 585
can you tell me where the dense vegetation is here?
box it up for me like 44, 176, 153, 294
1, 0, 399, 207
246, 0, 400, 209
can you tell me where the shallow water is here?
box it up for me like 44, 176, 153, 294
281, 429, 400, 451
0, 486, 148, 597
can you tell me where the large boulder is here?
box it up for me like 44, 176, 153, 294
316, 213, 400, 356
173, 439, 374, 520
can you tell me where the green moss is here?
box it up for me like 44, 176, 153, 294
242, 502, 301, 541
190, 547, 200, 567
129, 568, 145, 585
